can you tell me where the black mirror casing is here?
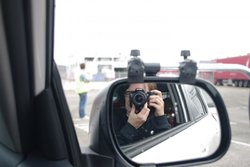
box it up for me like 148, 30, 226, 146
88, 77, 231, 167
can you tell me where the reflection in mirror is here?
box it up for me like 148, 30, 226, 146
111, 82, 221, 163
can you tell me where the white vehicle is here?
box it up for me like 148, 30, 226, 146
111, 82, 221, 163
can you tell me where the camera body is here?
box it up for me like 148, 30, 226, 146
129, 88, 155, 114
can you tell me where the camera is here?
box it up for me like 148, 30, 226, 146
129, 89, 155, 114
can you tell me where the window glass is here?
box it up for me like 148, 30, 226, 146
182, 85, 206, 120
53, 0, 250, 150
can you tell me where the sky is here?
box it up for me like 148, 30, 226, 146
54, 0, 250, 65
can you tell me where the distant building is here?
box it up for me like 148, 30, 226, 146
57, 55, 129, 81
57, 64, 76, 81
84, 56, 128, 81
57, 65, 67, 80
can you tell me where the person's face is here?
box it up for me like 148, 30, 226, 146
124, 83, 149, 115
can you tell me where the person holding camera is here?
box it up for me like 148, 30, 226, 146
114, 83, 170, 146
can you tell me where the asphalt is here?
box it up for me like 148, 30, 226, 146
62, 80, 111, 91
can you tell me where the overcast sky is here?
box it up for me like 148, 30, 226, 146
54, 0, 250, 65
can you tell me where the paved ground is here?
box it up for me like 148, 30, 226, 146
201, 86, 250, 167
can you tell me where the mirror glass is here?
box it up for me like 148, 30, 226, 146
111, 82, 221, 163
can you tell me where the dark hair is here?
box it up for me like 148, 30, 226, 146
116, 84, 129, 101
112, 84, 129, 111
80, 63, 85, 69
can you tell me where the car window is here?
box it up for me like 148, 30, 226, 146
181, 85, 207, 121
200, 88, 216, 108
53, 0, 250, 154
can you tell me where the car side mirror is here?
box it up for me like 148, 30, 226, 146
88, 77, 231, 166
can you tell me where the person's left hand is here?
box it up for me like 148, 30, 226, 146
148, 90, 165, 117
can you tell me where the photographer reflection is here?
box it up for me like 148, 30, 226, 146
114, 83, 171, 146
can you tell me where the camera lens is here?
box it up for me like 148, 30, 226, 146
129, 89, 148, 113
134, 94, 144, 103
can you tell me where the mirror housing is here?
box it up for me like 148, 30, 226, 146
87, 77, 231, 167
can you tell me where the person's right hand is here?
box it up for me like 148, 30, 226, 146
127, 103, 150, 129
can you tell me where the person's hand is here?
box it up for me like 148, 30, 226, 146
127, 103, 150, 129
148, 90, 165, 117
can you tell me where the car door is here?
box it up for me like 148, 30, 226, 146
177, 84, 221, 157
0, 1, 83, 166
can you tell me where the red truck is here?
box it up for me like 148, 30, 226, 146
213, 54, 250, 87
